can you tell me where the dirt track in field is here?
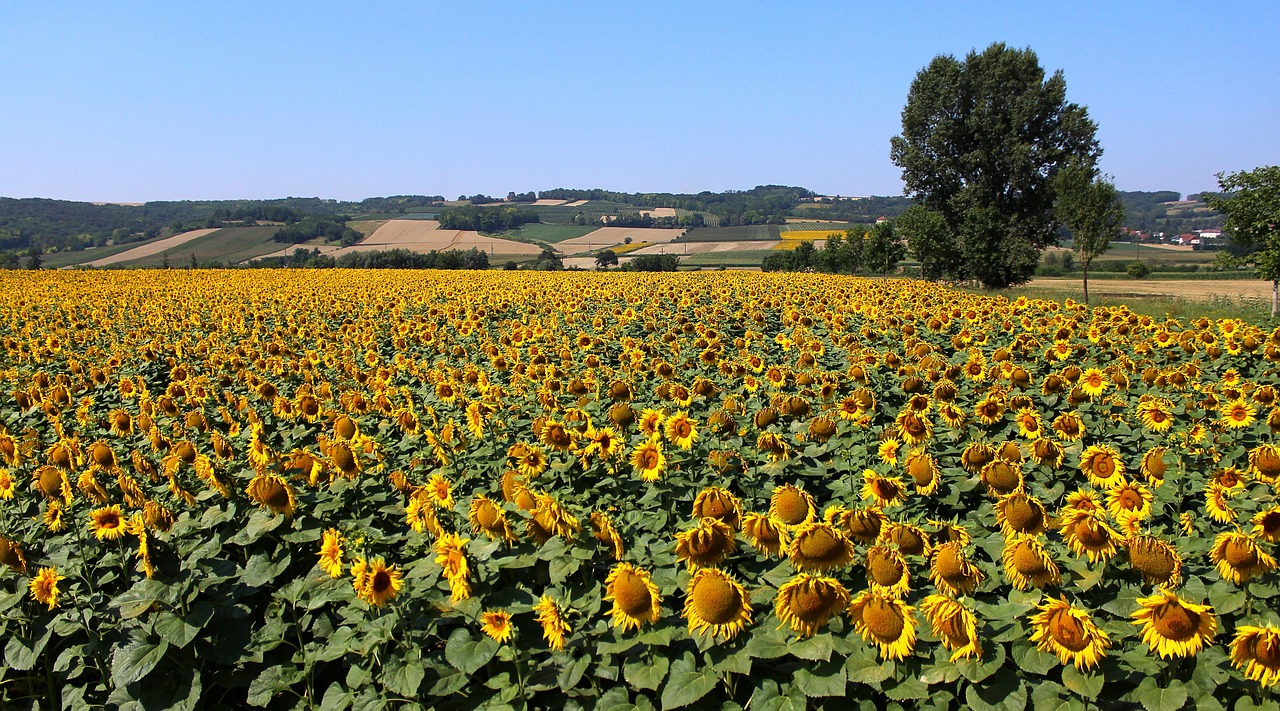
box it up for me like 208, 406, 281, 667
555, 227, 686, 255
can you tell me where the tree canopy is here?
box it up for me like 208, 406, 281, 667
890, 42, 1101, 288
1053, 159, 1126, 304
1206, 165, 1280, 315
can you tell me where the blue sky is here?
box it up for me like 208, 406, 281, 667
1, 2, 1276, 202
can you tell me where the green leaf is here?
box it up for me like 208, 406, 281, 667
1011, 642, 1056, 676
846, 656, 894, 686
793, 659, 847, 698
963, 671, 1026, 711
111, 638, 170, 687
320, 683, 355, 711
246, 665, 298, 707
744, 630, 790, 660
789, 633, 833, 662
154, 603, 213, 649
239, 509, 284, 544
444, 628, 498, 675
4, 635, 36, 671
129, 660, 202, 711
558, 655, 590, 692
750, 681, 808, 711
1030, 681, 1086, 711
660, 654, 719, 710
549, 555, 581, 585
111, 578, 171, 619
885, 675, 930, 702
427, 666, 469, 697
955, 638, 1006, 683
1137, 678, 1187, 711
624, 655, 670, 691
380, 657, 425, 697
1061, 664, 1104, 700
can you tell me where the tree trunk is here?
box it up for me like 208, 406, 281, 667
1273, 279, 1277, 319
1082, 262, 1090, 306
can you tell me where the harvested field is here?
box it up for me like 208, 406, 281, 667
554, 227, 686, 255
639, 207, 677, 218
676, 225, 779, 241
1028, 277, 1274, 300
345, 220, 389, 237
532, 199, 568, 206
84, 229, 219, 267
563, 199, 589, 207
773, 240, 826, 251
630, 240, 778, 255
330, 220, 541, 258
254, 244, 341, 262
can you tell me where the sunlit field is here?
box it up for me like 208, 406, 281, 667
1, 270, 1278, 709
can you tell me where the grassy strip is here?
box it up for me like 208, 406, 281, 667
989, 284, 1275, 324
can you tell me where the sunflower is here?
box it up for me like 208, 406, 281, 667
1221, 398, 1257, 429
638, 408, 666, 438
1029, 437, 1065, 468
929, 541, 984, 596
741, 512, 791, 558
938, 403, 966, 429
1079, 444, 1124, 488
980, 459, 1023, 497
469, 495, 516, 542
1137, 399, 1176, 433
839, 507, 886, 545
1230, 626, 1280, 688
605, 562, 662, 631
1249, 444, 1280, 483
769, 484, 816, 526
974, 394, 1005, 426
1029, 596, 1111, 670
29, 566, 63, 610
1205, 483, 1237, 525
533, 595, 571, 650
675, 517, 737, 569
886, 522, 930, 557
514, 444, 549, 478
1079, 368, 1108, 398
877, 438, 901, 465
691, 487, 742, 530
1253, 506, 1280, 543
774, 573, 850, 639
1058, 509, 1120, 563
43, 501, 66, 532
789, 521, 856, 572
756, 432, 791, 461
1106, 480, 1153, 522
531, 492, 581, 542
663, 411, 698, 451
0, 535, 27, 574
904, 451, 941, 495
995, 492, 1048, 536
318, 528, 344, 578
907, 587, 975, 658
683, 568, 752, 641
960, 442, 995, 473
1125, 535, 1183, 587
89, 504, 128, 541
583, 426, 623, 462
1209, 531, 1277, 586
433, 533, 471, 602
861, 470, 908, 508
1002, 534, 1061, 590
806, 416, 838, 443
849, 590, 917, 661
406, 491, 443, 536
481, 610, 514, 643
359, 557, 404, 607
246, 474, 296, 517
895, 410, 932, 445
589, 511, 626, 560
1140, 447, 1169, 487
630, 441, 666, 482
1051, 412, 1085, 442
0, 469, 14, 500
425, 473, 455, 509
1014, 408, 1043, 439
33, 465, 68, 500
1132, 589, 1216, 658
865, 544, 911, 598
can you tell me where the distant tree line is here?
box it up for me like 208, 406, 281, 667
252, 248, 491, 270
761, 223, 905, 275
271, 216, 362, 245
438, 206, 541, 232
607, 212, 706, 229
538, 185, 815, 226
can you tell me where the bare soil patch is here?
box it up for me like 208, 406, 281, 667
330, 220, 541, 257
555, 227, 686, 255
85, 229, 220, 267
632, 240, 778, 255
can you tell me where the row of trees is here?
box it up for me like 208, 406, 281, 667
761, 223, 905, 274
437, 206, 541, 233
271, 216, 362, 245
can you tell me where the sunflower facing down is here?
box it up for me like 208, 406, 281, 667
246, 473, 297, 517
470, 495, 516, 543
1209, 531, 1277, 586
589, 511, 626, 560
1058, 509, 1121, 564
605, 562, 662, 632
904, 451, 941, 495
1029, 596, 1111, 670
433, 533, 471, 602
788, 521, 856, 573
1125, 535, 1183, 587
774, 574, 850, 638
1253, 506, 1280, 543
769, 484, 816, 526
929, 541, 985, 596
1002, 534, 1061, 591
920, 594, 981, 662
683, 568, 752, 641
533, 595, 571, 651
1231, 626, 1280, 688
995, 491, 1048, 536
741, 512, 792, 558
865, 544, 911, 598
861, 469, 908, 508
691, 487, 742, 530
849, 590, 917, 661
1132, 589, 1217, 659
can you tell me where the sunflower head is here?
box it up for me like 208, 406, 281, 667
1126, 535, 1183, 587
1029, 596, 1111, 670
861, 470, 908, 508
774, 573, 850, 638
481, 610, 514, 643
920, 594, 981, 661
1132, 589, 1217, 658
1002, 534, 1061, 591
1079, 444, 1124, 488
1210, 531, 1277, 586
996, 492, 1047, 536
839, 507, 886, 544
930, 541, 984, 596
683, 568, 752, 641
247, 474, 297, 517
1231, 626, 1280, 688
89, 504, 128, 541
0, 535, 27, 574
605, 562, 661, 632
980, 459, 1023, 497
849, 590, 917, 661
865, 544, 910, 597
769, 484, 816, 526
788, 521, 855, 572
675, 517, 737, 569
741, 512, 791, 558
691, 487, 742, 530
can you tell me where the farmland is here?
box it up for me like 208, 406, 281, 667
2, 270, 1278, 709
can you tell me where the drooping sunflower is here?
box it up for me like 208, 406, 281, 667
0, 535, 27, 574
1125, 535, 1183, 587
774, 574, 850, 638
960, 441, 996, 473
246, 473, 297, 517
1079, 444, 1124, 488
1002, 534, 1061, 591
89, 504, 128, 541
531, 492, 581, 542
533, 595, 571, 650
664, 411, 699, 451
895, 410, 933, 446
469, 495, 516, 542
741, 512, 791, 558
1137, 398, 1176, 433
1205, 483, 1237, 525
806, 416, 838, 443
789, 521, 856, 572
1132, 589, 1216, 658
756, 432, 791, 461
1249, 444, 1280, 484
638, 408, 666, 439
588, 511, 626, 560
1220, 398, 1257, 430
481, 610, 514, 643
1051, 412, 1085, 442
886, 521, 930, 557
0, 468, 14, 500
630, 441, 666, 482
28, 566, 64, 610
683, 568, 752, 641
317, 528, 344, 578
865, 544, 911, 598
359, 557, 404, 607
605, 562, 662, 632
920, 594, 981, 661
1209, 531, 1277, 586
769, 484, 816, 526
406, 490, 443, 536
995, 491, 1048, 536
849, 590, 917, 661
433, 533, 471, 602
1230, 626, 1280, 688
839, 507, 886, 545
929, 541, 984, 596
1029, 596, 1111, 670
1058, 509, 1120, 563
1140, 447, 1169, 487
675, 517, 737, 569
861, 469, 908, 508
1029, 437, 1065, 468
980, 458, 1023, 497
904, 451, 941, 495
539, 419, 575, 452
692, 487, 742, 530
1252, 506, 1280, 543
1106, 479, 1153, 522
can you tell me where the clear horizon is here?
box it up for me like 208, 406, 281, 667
2, 2, 1276, 203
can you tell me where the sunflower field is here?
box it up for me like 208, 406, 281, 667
2, 270, 1279, 710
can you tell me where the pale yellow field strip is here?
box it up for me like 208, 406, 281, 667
1028, 278, 1273, 300
563, 200, 590, 207
253, 244, 342, 262
533, 199, 568, 206
328, 219, 542, 257
639, 207, 677, 218
85, 228, 221, 267
554, 227, 686, 255
631, 240, 779, 255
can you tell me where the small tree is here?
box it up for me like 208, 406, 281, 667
162, 251, 170, 269
1053, 158, 1126, 304
895, 206, 954, 280
595, 250, 619, 269
1206, 166, 1280, 317
25, 247, 42, 270
189, 253, 199, 269
863, 221, 905, 275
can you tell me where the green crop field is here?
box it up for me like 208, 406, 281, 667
781, 221, 856, 232
105, 226, 283, 267
678, 249, 773, 267
676, 225, 780, 242
506, 224, 598, 244
42, 242, 149, 268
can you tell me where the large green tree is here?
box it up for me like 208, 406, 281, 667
1053, 158, 1126, 305
1206, 165, 1280, 317
890, 43, 1101, 288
